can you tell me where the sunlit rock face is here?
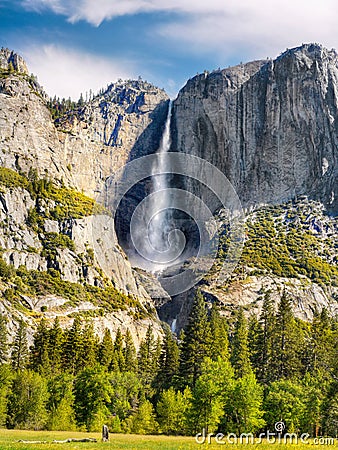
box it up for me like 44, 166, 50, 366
171, 44, 338, 214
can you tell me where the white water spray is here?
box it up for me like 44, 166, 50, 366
148, 101, 174, 261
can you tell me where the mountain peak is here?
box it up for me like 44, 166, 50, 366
277, 42, 338, 63
0, 47, 29, 75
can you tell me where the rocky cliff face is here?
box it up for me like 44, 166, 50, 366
0, 48, 168, 196
0, 47, 28, 74
0, 48, 169, 342
171, 44, 338, 214
158, 197, 338, 332
0, 44, 337, 342
57, 80, 169, 195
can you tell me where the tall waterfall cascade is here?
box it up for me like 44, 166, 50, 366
148, 101, 174, 257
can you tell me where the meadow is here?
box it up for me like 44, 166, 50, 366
0, 430, 337, 450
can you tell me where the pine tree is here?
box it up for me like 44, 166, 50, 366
47, 373, 77, 431
309, 308, 335, 375
0, 313, 9, 364
271, 292, 303, 380
48, 317, 63, 373
138, 325, 157, 396
30, 318, 51, 375
209, 302, 229, 359
230, 307, 252, 378
248, 313, 262, 371
179, 290, 212, 387
124, 328, 137, 372
63, 316, 83, 374
81, 322, 98, 369
99, 328, 114, 369
112, 328, 125, 372
156, 324, 179, 391
256, 292, 276, 384
11, 320, 29, 372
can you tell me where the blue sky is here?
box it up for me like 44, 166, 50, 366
0, 0, 337, 99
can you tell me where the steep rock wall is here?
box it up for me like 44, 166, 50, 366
171, 44, 338, 213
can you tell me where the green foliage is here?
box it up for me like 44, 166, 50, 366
156, 325, 179, 391
264, 379, 305, 432
0, 256, 15, 281
63, 317, 85, 375
138, 325, 160, 396
41, 232, 75, 259
0, 167, 104, 221
0, 313, 9, 364
179, 290, 212, 387
123, 329, 137, 373
112, 328, 126, 372
250, 292, 276, 384
0, 299, 336, 436
189, 357, 233, 434
270, 292, 304, 380
125, 399, 158, 435
98, 328, 114, 369
74, 365, 113, 432
47, 96, 83, 121
5, 263, 137, 313
157, 387, 191, 435
0, 168, 28, 190
0, 364, 12, 427
230, 307, 252, 377
29, 318, 51, 375
7, 369, 48, 430
209, 302, 229, 360
109, 371, 142, 422
219, 201, 338, 286
227, 371, 265, 434
10, 320, 29, 372
48, 318, 64, 374
47, 373, 77, 431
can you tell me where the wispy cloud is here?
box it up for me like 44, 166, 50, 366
19, 44, 136, 99
156, 0, 338, 60
20, 0, 338, 64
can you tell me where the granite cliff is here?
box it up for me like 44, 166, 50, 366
0, 44, 337, 341
171, 44, 338, 214
0, 47, 168, 343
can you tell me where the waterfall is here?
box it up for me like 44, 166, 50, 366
123, 99, 185, 273
148, 101, 173, 261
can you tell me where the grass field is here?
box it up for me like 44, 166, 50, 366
0, 430, 337, 450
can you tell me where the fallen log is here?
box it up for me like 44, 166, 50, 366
18, 438, 97, 444
52, 438, 98, 443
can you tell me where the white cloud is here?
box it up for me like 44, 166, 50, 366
156, 0, 338, 60
22, 0, 230, 25
20, 1, 338, 70
19, 44, 135, 99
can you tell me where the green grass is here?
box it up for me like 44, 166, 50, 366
0, 430, 337, 450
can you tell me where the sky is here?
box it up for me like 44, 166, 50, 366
0, 0, 337, 100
